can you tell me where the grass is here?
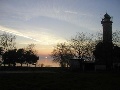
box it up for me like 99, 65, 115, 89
0, 71, 120, 90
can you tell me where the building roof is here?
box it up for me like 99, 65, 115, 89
104, 13, 111, 19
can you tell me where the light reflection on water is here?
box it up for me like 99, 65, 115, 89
1, 57, 59, 67
37, 59, 59, 67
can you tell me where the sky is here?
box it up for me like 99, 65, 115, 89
0, 0, 120, 66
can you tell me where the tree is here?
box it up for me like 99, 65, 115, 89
0, 33, 16, 66
2, 49, 17, 67
0, 47, 4, 66
95, 30, 120, 46
51, 33, 97, 67
112, 30, 120, 46
24, 44, 39, 67
51, 43, 74, 67
0, 47, 4, 55
113, 46, 120, 63
0, 33, 16, 51
0, 32, 39, 67
30, 54, 39, 67
70, 32, 95, 61
93, 30, 120, 62
16, 48, 26, 67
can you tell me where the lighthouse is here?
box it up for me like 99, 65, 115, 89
101, 13, 113, 70
101, 13, 113, 43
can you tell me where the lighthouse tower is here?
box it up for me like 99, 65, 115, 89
101, 13, 113, 43
101, 13, 113, 70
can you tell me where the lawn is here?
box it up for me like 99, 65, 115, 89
0, 72, 120, 90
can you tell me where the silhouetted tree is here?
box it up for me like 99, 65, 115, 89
70, 32, 95, 61
0, 33, 16, 51
93, 30, 120, 63
24, 50, 39, 67
0, 47, 4, 66
26, 44, 36, 53
40, 63, 44, 67
112, 30, 120, 46
51, 33, 97, 67
2, 49, 17, 67
0, 33, 39, 67
95, 30, 120, 46
0, 33, 16, 66
113, 46, 120, 63
51, 43, 74, 67
25, 44, 39, 67
30, 54, 39, 67
16, 48, 26, 67
2, 47, 39, 67
0, 47, 4, 55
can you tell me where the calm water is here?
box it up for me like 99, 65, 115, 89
37, 59, 59, 67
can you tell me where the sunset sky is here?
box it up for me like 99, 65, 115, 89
0, 0, 120, 66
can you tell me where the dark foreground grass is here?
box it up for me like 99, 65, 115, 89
0, 72, 120, 90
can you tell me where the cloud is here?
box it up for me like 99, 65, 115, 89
64, 11, 78, 14
23, 31, 66, 45
0, 25, 42, 42
0, 25, 66, 45
0, 0, 92, 29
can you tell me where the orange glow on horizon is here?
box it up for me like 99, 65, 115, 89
37, 47, 53, 56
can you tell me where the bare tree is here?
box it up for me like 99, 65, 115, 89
25, 44, 39, 67
112, 30, 120, 46
94, 30, 120, 46
51, 42, 74, 67
70, 32, 95, 61
0, 33, 16, 51
0, 33, 16, 66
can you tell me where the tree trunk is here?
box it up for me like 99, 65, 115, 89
8, 63, 10, 67
4, 63, 5, 67
21, 63, 22, 67
13, 62, 16, 67
27, 63, 28, 67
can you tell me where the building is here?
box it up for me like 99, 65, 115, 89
101, 13, 113, 43
70, 13, 114, 71
95, 13, 114, 71
70, 13, 120, 71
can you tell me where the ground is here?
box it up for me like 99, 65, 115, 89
0, 71, 120, 90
